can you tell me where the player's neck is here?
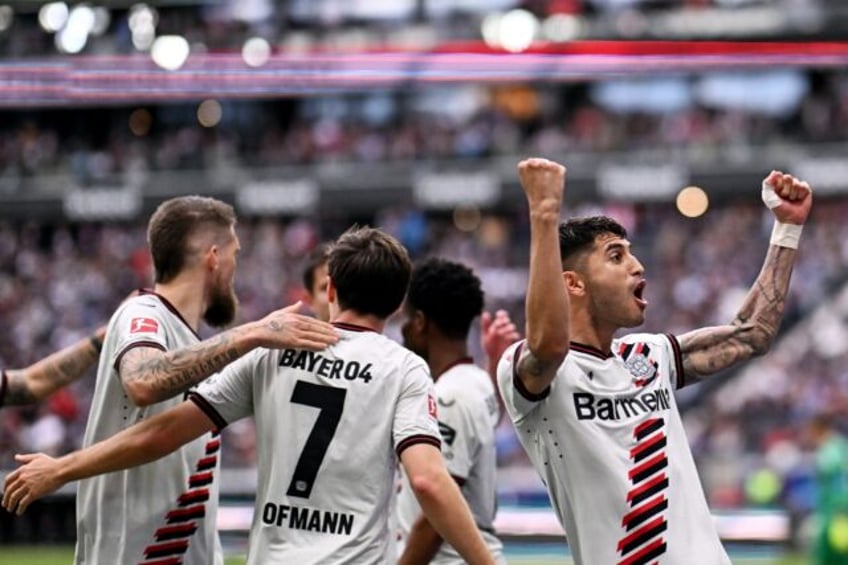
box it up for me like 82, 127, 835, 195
570, 311, 616, 355
427, 339, 470, 381
153, 277, 206, 331
331, 310, 386, 334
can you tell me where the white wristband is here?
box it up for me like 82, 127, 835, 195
770, 221, 803, 249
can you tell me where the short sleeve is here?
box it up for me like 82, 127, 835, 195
393, 358, 441, 457
665, 333, 685, 390
110, 296, 170, 370
497, 340, 545, 425
190, 349, 262, 429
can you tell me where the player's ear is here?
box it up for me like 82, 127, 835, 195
326, 277, 337, 305
204, 244, 219, 272
564, 271, 586, 296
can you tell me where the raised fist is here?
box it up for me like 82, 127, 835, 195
761, 170, 813, 226
518, 158, 567, 212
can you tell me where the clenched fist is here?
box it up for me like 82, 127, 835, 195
762, 170, 813, 226
518, 158, 567, 213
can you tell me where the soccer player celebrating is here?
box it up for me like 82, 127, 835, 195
497, 158, 812, 564
0, 325, 105, 408
3, 227, 495, 565
5, 195, 338, 565
396, 258, 507, 564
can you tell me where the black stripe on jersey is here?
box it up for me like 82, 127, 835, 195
512, 342, 551, 402
630, 434, 667, 463
166, 505, 206, 523
177, 489, 209, 506
205, 438, 221, 454
665, 333, 685, 389
196, 456, 217, 471
188, 471, 213, 488
569, 342, 613, 360
628, 475, 669, 507
113, 340, 166, 373
143, 540, 189, 559
141, 288, 201, 341
396, 434, 441, 457
622, 496, 668, 531
629, 453, 668, 484
621, 538, 667, 565
634, 418, 663, 441
0, 370, 6, 408
155, 522, 198, 541
618, 517, 668, 556
188, 392, 229, 431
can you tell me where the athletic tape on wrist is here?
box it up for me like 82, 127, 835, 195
761, 180, 782, 210
770, 221, 803, 249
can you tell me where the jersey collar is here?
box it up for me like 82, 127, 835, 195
569, 341, 613, 360
332, 321, 378, 333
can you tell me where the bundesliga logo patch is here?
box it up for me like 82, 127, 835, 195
130, 317, 159, 334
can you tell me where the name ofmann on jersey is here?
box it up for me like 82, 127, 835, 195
573, 387, 671, 421
279, 349, 373, 383
261, 503, 355, 536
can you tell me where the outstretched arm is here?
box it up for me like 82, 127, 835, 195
121, 301, 337, 406
515, 158, 570, 396
2, 401, 213, 515
1, 326, 105, 407
677, 171, 812, 384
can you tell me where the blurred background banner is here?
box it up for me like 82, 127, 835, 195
2, 0, 848, 563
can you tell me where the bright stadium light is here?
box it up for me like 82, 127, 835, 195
151, 35, 190, 71
543, 13, 581, 42
676, 186, 710, 218
39, 2, 68, 33
55, 5, 95, 53
91, 6, 110, 36
481, 13, 502, 49
498, 9, 538, 53
130, 3, 157, 51
242, 37, 271, 68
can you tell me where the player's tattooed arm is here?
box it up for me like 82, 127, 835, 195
677, 245, 796, 385
1, 328, 104, 407
120, 330, 248, 407
120, 302, 338, 406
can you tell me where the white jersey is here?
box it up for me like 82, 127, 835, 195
395, 360, 506, 564
76, 290, 223, 565
192, 323, 441, 565
498, 333, 730, 565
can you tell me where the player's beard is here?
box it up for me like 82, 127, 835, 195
204, 281, 238, 328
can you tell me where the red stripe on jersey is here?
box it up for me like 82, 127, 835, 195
205, 439, 221, 454
621, 494, 667, 530
166, 505, 206, 523
628, 452, 667, 482
177, 489, 209, 506
616, 516, 666, 553
630, 432, 666, 462
617, 538, 667, 565
634, 418, 662, 439
196, 456, 217, 471
155, 523, 197, 541
626, 473, 668, 506
143, 540, 189, 558
188, 472, 213, 487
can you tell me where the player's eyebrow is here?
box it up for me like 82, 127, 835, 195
603, 240, 630, 253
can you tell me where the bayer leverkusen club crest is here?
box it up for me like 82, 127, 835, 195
130, 317, 159, 334
618, 342, 659, 387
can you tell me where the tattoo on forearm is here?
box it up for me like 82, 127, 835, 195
3, 340, 100, 406
122, 332, 244, 403
680, 245, 795, 380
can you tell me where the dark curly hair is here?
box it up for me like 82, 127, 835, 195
559, 216, 627, 269
407, 258, 484, 340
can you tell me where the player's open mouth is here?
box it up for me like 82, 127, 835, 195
634, 280, 648, 308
